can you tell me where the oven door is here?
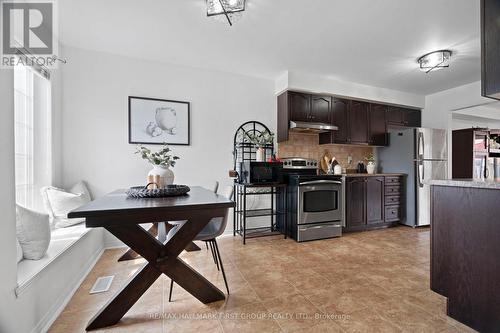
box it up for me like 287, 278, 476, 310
298, 180, 343, 224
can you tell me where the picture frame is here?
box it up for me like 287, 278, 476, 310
128, 96, 190, 145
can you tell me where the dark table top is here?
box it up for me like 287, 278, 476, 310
68, 186, 234, 219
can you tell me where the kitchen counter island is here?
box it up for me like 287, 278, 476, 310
428, 179, 500, 333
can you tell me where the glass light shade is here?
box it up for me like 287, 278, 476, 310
418, 50, 452, 73
207, 0, 245, 16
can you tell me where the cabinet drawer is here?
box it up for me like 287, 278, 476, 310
385, 205, 401, 222
385, 176, 401, 185
385, 195, 401, 205
385, 185, 401, 195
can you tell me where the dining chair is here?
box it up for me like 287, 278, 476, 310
168, 185, 233, 301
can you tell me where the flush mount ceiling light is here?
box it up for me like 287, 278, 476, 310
206, 0, 246, 26
418, 50, 452, 73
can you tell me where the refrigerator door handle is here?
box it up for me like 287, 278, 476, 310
417, 131, 424, 159
417, 161, 424, 188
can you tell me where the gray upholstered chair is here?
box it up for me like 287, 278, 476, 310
168, 185, 233, 301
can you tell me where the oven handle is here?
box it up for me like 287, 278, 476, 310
299, 180, 342, 186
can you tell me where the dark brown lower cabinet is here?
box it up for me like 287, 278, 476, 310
344, 176, 404, 232
431, 185, 500, 332
345, 177, 366, 228
366, 177, 385, 224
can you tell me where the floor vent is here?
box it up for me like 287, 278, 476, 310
89, 276, 114, 294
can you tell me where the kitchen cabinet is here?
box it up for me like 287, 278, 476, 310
289, 92, 311, 122
387, 106, 421, 127
311, 95, 333, 124
288, 92, 332, 123
345, 178, 366, 227
366, 177, 385, 224
344, 175, 405, 232
452, 128, 490, 179
481, 0, 500, 100
319, 98, 349, 144
349, 101, 370, 144
277, 90, 421, 143
369, 104, 388, 146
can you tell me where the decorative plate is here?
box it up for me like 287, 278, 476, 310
126, 184, 190, 198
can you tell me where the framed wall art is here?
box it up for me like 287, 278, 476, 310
128, 96, 190, 145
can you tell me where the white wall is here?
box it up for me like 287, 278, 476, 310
276, 71, 425, 108
59, 46, 276, 237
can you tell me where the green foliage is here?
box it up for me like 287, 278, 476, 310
135, 143, 180, 168
244, 131, 275, 147
365, 153, 375, 162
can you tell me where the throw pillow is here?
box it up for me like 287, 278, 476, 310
16, 237, 23, 263
16, 205, 51, 260
41, 181, 92, 228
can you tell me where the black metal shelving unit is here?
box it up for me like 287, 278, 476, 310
233, 183, 287, 244
232, 121, 287, 244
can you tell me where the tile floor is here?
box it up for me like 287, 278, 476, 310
49, 226, 477, 333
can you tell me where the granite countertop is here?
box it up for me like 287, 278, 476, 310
343, 173, 407, 177
426, 179, 500, 189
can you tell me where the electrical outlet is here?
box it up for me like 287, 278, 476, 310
347, 155, 353, 165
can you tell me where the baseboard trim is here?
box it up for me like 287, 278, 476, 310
37, 246, 105, 333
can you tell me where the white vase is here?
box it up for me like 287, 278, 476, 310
256, 147, 266, 162
148, 165, 174, 188
366, 161, 376, 174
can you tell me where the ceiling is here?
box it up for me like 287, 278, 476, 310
58, 0, 481, 95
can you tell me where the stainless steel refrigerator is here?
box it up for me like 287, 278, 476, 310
378, 128, 448, 227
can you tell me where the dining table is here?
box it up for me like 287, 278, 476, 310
68, 186, 234, 331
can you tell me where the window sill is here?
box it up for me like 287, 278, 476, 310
16, 224, 93, 297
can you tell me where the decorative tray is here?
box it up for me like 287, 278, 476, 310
126, 184, 190, 198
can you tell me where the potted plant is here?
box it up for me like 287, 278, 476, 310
136, 143, 179, 187
365, 153, 376, 174
245, 131, 274, 162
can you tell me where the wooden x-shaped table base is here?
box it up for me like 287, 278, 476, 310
85, 212, 226, 331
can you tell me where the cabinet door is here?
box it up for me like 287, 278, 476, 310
349, 101, 369, 144
387, 106, 404, 125
366, 177, 385, 224
369, 104, 388, 146
289, 92, 311, 122
346, 178, 366, 227
310, 95, 332, 124
403, 109, 421, 127
332, 98, 350, 144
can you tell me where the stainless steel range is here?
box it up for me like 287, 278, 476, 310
279, 158, 344, 242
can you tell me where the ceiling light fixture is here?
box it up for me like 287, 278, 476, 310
418, 50, 452, 73
206, 0, 246, 26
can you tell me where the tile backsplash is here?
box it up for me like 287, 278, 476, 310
277, 132, 374, 171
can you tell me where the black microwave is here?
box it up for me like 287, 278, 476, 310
237, 161, 283, 184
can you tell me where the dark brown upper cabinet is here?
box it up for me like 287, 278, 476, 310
349, 100, 369, 144
481, 0, 500, 100
319, 98, 349, 144
288, 92, 332, 123
311, 95, 333, 124
387, 106, 421, 128
278, 90, 421, 143
289, 92, 311, 122
369, 104, 388, 146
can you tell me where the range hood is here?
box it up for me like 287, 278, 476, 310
289, 121, 338, 133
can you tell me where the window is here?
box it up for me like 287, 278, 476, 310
14, 65, 52, 211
